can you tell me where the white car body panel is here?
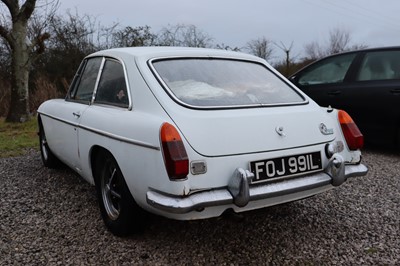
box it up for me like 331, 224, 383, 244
37, 47, 367, 221
159, 103, 335, 157
40, 99, 88, 172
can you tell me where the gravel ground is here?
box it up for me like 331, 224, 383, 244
0, 149, 399, 265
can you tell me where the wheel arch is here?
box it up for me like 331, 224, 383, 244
37, 114, 45, 134
90, 145, 111, 185
37, 113, 64, 168
90, 144, 147, 235
37, 113, 42, 125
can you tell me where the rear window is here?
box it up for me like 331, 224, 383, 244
151, 58, 304, 108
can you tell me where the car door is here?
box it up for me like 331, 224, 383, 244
291, 52, 358, 109
50, 57, 103, 172
343, 49, 400, 144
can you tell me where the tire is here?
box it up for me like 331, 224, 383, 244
94, 152, 146, 236
38, 118, 61, 168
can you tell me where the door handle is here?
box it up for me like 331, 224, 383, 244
390, 89, 400, 95
328, 90, 341, 96
73, 112, 81, 118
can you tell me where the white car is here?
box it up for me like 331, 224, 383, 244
38, 47, 368, 236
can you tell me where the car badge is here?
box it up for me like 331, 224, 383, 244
275, 126, 286, 137
319, 123, 334, 135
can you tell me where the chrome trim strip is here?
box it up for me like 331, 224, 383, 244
38, 112, 78, 127
79, 124, 160, 151
38, 112, 160, 151
90, 56, 134, 111
90, 57, 105, 104
146, 163, 368, 214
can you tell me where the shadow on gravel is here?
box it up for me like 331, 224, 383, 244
362, 143, 400, 156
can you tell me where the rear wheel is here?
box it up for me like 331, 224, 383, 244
38, 118, 61, 168
94, 152, 146, 236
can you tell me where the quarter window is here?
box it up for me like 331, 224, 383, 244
298, 54, 356, 85
70, 57, 102, 102
357, 51, 400, 81
95, 59, 128, 107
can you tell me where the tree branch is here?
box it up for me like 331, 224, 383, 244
0, 23, 14, 48
0, 24, 8, 38
19, 0, 37, 21
1, 0, 19, 20
29, 32, 50, 62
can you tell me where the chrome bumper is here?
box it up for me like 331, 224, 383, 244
146, 154, 368, 214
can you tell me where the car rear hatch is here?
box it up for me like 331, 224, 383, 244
169, 105, 335, 157
147, 55, 336, 157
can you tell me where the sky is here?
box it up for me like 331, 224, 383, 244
57, 0, 400, 61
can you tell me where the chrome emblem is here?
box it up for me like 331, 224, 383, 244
319, 123, 334, 135
275, 126, 286, 137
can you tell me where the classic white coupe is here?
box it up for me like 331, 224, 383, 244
38, 47, 368, 236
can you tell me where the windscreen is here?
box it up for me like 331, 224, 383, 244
152, 58, 304, 107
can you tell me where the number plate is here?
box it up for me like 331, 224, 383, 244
250, 152, 322, 183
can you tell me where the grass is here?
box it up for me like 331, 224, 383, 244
0, 117, 39, 158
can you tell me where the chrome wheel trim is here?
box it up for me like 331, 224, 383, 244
101, 160, 122, 220
40, 130, 49, 161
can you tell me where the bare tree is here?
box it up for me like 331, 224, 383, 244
304, 41, 325, 61
0, 33, 11, 77
35, 11, 97, 92
157, 24, 213, 48
327, 28, 351, 55
97, 22, 119, 50
215, 43, 241, 51
0, 0, 58, 122
246, 37, 274, 61
110, 25, 157, 48
48, 10, 96, 54
304, 27, 367, 61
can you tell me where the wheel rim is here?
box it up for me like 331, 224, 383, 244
40, 130, 49, 161
101, 159, 122, 220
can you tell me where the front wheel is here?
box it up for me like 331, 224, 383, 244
38, 118, 61, 168
95, 152, 146, 236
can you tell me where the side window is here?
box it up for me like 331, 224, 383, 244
298, 53, 356, 85
95, 59, 129, 107
70, 57, 102, 102
357, 51, 400, 81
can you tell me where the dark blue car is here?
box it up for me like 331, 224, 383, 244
290, 46, 400, 148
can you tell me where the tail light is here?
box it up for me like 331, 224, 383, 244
160, 123, 189, 180
338, 110, 364, 150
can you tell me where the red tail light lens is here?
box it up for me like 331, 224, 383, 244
160, 123, 189, 180
338, 110, 364, 150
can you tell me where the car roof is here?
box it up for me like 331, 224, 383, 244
342, 45, 400, 54
290, 46, 400, 77
87, 46, 262, 62
314, 46, 400, 59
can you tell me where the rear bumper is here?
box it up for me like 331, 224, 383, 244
146, 154, 368, 215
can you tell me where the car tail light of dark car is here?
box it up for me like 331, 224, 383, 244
338, 110, 364, 150
160, 123, 189, 180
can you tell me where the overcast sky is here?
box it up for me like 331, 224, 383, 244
58, 0, 400, 60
